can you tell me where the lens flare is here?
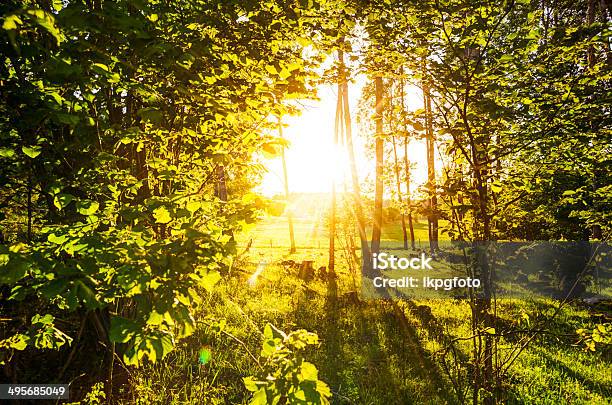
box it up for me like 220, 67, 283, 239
198, 347, 211, 365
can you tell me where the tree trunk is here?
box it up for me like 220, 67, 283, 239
400, 73, 416, 250
27, 168, 32, 242
466, 117, 494, 404
215, 165, 235, 243
404, 138, 416, 250
215, 165, 228, 202
392, 136, 408, 249
371, 76, 384, 255
422, 66, 438, 254
329, 88, 344, 273
339, 49, 372, 272
278, 117, 296, 254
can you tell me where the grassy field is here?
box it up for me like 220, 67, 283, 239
126, 214, 611, 404
238, 212, 437, 250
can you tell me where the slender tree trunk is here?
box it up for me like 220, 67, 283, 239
214, 165, 235, 243
278, 117, 296, 254
422, 65, 438, 254
27, 167, 32, 242
388, 80, 408, 250
588, 0, 596, 67
392, 136, 408, 249
329, 89, 344, 273
371, 76, 384, 254
339, 49, 371, 272
465, 115, 494, 403
329, 182, 336, 271
400, 73, 416, 249
215, 165, 228, 202
404, 138, 416, 250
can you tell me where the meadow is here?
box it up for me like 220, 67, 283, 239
126, 212, 611, 404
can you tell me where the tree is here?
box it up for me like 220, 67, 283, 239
371, 75, 384, 255
422, 61, 439, 254
278, 116, 296, 254
338, 47, 372, 272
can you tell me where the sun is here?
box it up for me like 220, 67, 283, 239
257, 78, 428, 197
258, 85, 346, 196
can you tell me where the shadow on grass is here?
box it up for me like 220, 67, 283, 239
290, 273, 456, 405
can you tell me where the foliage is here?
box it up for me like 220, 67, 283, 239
0, 314, 71, 365
0, 0, 322, 371
244, 323, 331, 405
577, 323, 612, 352
67, 382, 106, 405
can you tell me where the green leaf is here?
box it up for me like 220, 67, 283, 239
186, 201, 201, 213
153, 206, 172, 224
138, 108, 163, 124
199, 270, 221, 292
39, 279, 68, 298
48, 233, 68, 244
76, 200, 99, 216
160, 334, 174, 357
26, 9, 63, 44
2, 15, 22, 30
243, 376, 259, 392
490, 182, 502, 193
263, 324, 274, 340
109, 317, 140, 344
22, 146, 41, 158
265, 65, 278, 75
0, 148, 15, 158
31, 314, 54, 326
75, 280, 98, 308
0, 334, 29, 351
53, 193, 74, 210
300, 361, 319, 381
263, 323, 286, 340
146, 311, 164, 326
261, 339, 276, 357
0, 256, 28, 284
250, 388, 268, 405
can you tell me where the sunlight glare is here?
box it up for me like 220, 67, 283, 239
257, 77, 428, 197
247, 262, 266, 287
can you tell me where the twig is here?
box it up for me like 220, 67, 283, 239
199, 320, 262, 369
58, 313, 88, 380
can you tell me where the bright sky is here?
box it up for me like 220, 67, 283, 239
257, 75, 428, 197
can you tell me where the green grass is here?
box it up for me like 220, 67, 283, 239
238, 213, 442, 250
126, 214, 611, 404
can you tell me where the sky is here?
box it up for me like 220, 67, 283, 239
256, 75, 428, 197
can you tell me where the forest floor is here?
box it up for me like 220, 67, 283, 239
124, 213, 611, 404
